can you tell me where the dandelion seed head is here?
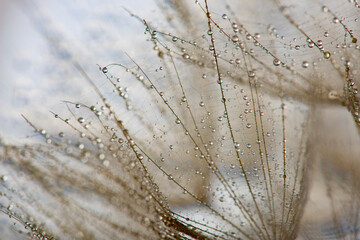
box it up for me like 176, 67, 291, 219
1, 0, 360, 239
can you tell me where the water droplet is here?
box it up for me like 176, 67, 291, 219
232, 22, 238, 30
78, 117, 85, 123
1, 175, 8, 182
324, 52, 331, 59
248, 71, 256, 78
273, 59, 281, 66
183, 53, 190, 59
98, 153, 105, 160
232, 35, 239, 42
102, 67, 108, 73
328, 90, 338, 100
302, 61, 309, 68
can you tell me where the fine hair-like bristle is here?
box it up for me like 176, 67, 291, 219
0, 0, 359, 239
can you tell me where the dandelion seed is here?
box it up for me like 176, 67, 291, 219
1, 0, 360, 239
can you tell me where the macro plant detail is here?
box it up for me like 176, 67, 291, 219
0, 0, 359, 239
